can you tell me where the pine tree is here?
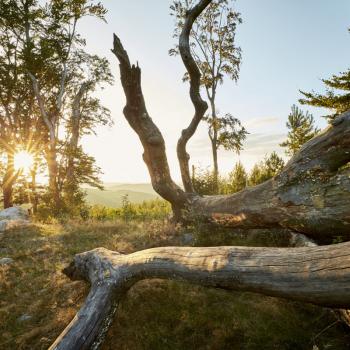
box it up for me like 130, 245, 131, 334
248, 152, 285, 186
280, 105, 319, 156
299, 29, 350, 120
227, 161, 247, 193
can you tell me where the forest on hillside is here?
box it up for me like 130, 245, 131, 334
0, 0, 350, 349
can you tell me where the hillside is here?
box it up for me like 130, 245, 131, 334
84, 183, 159, 207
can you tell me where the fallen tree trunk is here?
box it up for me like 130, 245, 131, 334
112, 32, 350, 241
288, 232, 350, 328
50, 242, 350, 349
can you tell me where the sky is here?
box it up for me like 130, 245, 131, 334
78, 0, 350, 183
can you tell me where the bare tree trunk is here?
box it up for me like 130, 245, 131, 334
30, 166, 38, 214
65, 123, 79, 188
210, 135, 219, 192
112, 33, 350, 241
66, 83, 89, 189
50, 242, 350, 349
176, 0, 211, 192
111, 34, 189, 220
209, 96, 219, 192
3, 151, 17, 208
45, 142, 61, 212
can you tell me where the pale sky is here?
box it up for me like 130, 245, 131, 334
78, 0, 350, 183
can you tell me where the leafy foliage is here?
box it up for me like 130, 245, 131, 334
280, 105, 319, 156
227, 161, 247, 193
170, 0, 246, 187
87, 198, 171, 221
299, 29, 350, 120
192, 152, 285, 196
248, 152, 285, 186
0, 0, 113, 214
170, 0, 242, 87
192, 166, 222, 195
205, 113, 248, 153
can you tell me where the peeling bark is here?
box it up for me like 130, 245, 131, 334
288, 232, 350, 328
51, 242, 350, 349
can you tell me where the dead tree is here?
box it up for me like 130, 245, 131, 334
109, 0, 350, 241
50, 242, 350, 349
50, 1, 350, 348
176, 0, 210, 192
110, 30, 350, 242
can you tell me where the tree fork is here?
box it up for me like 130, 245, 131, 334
112, 31, 350, 240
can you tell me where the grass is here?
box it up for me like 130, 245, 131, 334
0, 219, 349, 349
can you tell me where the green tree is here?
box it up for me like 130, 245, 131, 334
280, 105, 319, 156
170, 0, 247, 191
0, 0, 40, 208
0, 0, 112, 214
248, 152, 285, 186
24, 0, 111, 212
227, 161, 247, 193
299, 29, 350, 120
191, 165, 218, 195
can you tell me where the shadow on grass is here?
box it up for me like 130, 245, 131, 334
0, 221, 349, 349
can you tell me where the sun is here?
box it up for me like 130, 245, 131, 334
14, 151, 34, 173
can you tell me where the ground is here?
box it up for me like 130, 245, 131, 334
0, 219, 349, 349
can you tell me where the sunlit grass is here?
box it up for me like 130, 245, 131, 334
0, 221, 349, 349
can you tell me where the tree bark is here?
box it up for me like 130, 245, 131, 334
45, 142, 61, 212
211, 137, 218, 188
66, 82, 89, 188
288, 232, 350, 328
51, 242, 350, 349
208, 96, 219, 192
111, 34, 189, 219
176, 0, 210, 192
30, 165, 38, 214
192, 112, 350, 241
112, 33, 350, 241
3, 151, 17, 208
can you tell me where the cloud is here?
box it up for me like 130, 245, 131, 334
190, 132, 286, 158
243, 133, 285, 155
244, 116, 280, 128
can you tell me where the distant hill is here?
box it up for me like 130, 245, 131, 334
84, 183, 159, 207
103, 183, 157, 195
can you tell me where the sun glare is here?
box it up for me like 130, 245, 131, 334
14, 151, 34, 173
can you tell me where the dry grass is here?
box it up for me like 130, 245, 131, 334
0, 220, 349, 349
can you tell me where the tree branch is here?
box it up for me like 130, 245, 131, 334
111, 34, 188, 215
51, 242, 350, 348
177, 0, 211, 192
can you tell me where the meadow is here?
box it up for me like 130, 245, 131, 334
0, 205, 349, 349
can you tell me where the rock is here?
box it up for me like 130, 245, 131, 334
17, 314, 32, 322
0, 257, 13, 265
182, 233, 194, 245
0, 207, 30, 232
0, 220, 8, 232
0, 207, 29, 221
